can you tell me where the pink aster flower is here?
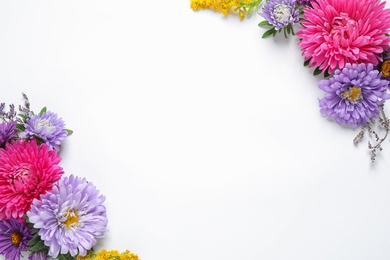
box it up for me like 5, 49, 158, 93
0, 139, 64, 219
297, 0, 390, 74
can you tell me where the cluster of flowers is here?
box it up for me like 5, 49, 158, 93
190, 0, 390, 162
0, 94, 139, 260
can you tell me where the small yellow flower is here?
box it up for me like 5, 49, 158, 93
190, 0, 262, 20
78, 249, 140, 260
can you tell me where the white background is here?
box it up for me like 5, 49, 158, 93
1, 1, 390, 259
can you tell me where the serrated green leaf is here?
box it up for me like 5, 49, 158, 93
39, 107, 47, 116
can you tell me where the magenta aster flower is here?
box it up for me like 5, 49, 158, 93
0, 139, 64, 219
25, 111, 68, 150
0, 218, 32, 260
0, 121, 17, 148
319, 63, 390, 128
260, 0, 299, 30
27, 174, 108, 258
297, 0, 390, 74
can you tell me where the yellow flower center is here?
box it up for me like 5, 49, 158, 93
11, 232, 22, 246
62, 210, 79, 227
380, 59, 390, 78
342, 86, 362, 102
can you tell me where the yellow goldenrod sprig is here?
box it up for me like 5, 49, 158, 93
190, 0, 263, 20
77, 249, 140, 260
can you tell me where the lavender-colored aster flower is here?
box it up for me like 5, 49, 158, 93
319, 63, 390, 128
29, 251, 48, 260
25, 111, 68, 150
0, 121, 17, 148
0, 218, 32, 260
27, 174, 107, 258
260, 0, 299, 30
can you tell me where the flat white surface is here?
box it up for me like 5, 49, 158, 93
1, 1, 390, 259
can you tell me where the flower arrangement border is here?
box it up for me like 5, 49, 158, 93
0, 93, 139, 260
190, 0, 390, 162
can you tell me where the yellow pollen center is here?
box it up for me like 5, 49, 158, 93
342, 86, 362, 102
11, 232, 22, 246
380, 60, 390, 78
62, 210, 79, 227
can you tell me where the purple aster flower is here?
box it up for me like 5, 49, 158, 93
0, 121, 17, 148
296, 0, 312, 6
27, 174, 107, 258
29, 251, 48, 260
260, 0, 299, 30
319, 63, 390, 128
0, 218, 32, 260
25, 111, 68, 150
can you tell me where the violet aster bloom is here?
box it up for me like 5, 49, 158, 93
25, 111, 68, 150
296, 0, 311, 5
260, 0, 299, 30
29, 251, 48, 260
0, 218, 32, 260
319, 63, 390, 128
0, 121, 17, 148
27, 174, 107, 258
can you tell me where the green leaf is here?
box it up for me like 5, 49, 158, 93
39, 107, 47, 116
29, 240, 46, 252
258, 20, 271, 27
313, 67, 322, 76
262, 28, 275, 38
18, 113, 27, 120
58, 253, 77, 260
57, 255, 68, 260
65, 129, 73, 136
303, 59, 310, 67
15, 124, 25, 131
27, 235, 41, 247
324, 69, 330, 78
247, 6, 254, 15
